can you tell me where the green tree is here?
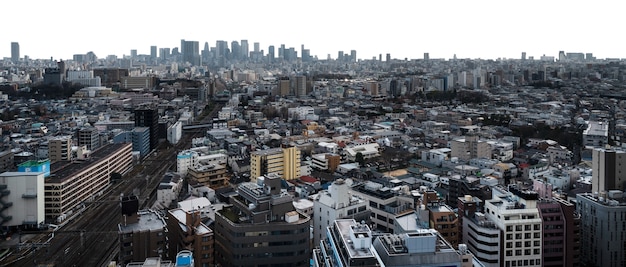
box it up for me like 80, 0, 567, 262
355, 152, 365, 166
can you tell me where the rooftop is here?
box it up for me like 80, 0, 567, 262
118, 210, 167, 233
48, 143, 130, 183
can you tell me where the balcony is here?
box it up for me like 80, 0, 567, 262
22, 192, 37, 199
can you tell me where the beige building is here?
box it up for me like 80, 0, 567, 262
450, 135, 491, 161
48, 136, 72, 163
250, 146, 301, 181
46, 143, 132, 220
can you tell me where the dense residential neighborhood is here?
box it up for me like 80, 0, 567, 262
1, 41, 626, 267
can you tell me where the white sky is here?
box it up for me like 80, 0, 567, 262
4, 0, 624, 61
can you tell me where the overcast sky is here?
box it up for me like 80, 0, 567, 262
4, 0, 623, 61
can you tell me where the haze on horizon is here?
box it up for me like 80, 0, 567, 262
4, 0, 623, 61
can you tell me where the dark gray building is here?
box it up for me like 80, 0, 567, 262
214, 174, 310, 267
77, 127, 100, 151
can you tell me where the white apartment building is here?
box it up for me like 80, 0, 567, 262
312, 179, 369, 246
484, 186, 542, 267
288, 106, 315, 120
0, 172, 46, 228
583, 121, 608, 148
450, 135, 491, 161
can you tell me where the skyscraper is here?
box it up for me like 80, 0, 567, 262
240, 40, 249, 60
181, 39, 200, 66
521, 52, 526, 61
350, 50, 357, 62
134, 108, 159, 150
130, 49, 137, 59
150, 46, 157, 62
268, 45, 275, 63
11, 42, 19, 63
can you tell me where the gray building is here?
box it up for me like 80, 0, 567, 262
214, 174, 310, 266
78, 127, 100, 151
11, 42, 19, 63
576, 192, 626, 267
132, 127, 150, 158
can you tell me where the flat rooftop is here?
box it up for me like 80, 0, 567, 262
48, 143, 129, 184
118, 210, 166, 233
335, 220, 375, 259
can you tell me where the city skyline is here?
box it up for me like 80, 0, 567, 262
4, 0, 624, 61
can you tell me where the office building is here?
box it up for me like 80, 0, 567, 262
268, 45, 275, 62
313, 219, 381, 266
350, 181, 414, 233
167, 208, 214, 267
577, 192, 626, 267
458, 195, 501, 267
150, 45, 157, 63
118, 196, 168, 265
424, 52, 429, 61
537, 197, 580, 267
591, 147, 626, 192
214, 174, 310, 266
522, 52, 526, 61
181, 39, 200, 66
240, 40, 249, 60
483, 186, 542, 267
372, 229, 473, 267
0, 172, 45, 228
132, 127, 151, 158
312, 179, 369, 246
130, 49, 138, 59
250, 145, 301, 181
48, 135, 72, 163
11, 42, 19, 63
46, 143, 132, 220
134, 108, 159, 151
78, 127, 100, 151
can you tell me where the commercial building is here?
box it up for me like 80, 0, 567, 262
312, 178, 369, 246
11, 42, 19, 63
0, 172, 45, 228
483, 186, 542, 267
46, 143, 132, 220
537, 197, 580, 267
250, 146, 301, 181
132, 127, 151, 158
214, 174, 310, 267
577, 192, 626, 267
350, 181, 414, 233
135, 108, 159, 150
372, 229, 473, 267
118, 196, 167, 265
591, 147, 626, 192
167, 208, 214, 267
313, 219, 381, 266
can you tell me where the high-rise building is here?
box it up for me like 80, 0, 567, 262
350, 50, 357, 62
134, 108, 159, 150
214, 174, 310, 266
159, 48, 170, 62
313, 219, 381, 266
537, 197, 580, 267
253, 42, 260, 53
312, 179, 369, 246
424, 52, 429, 61
278, 77, 290, 96
386, 53, 391, 62
181, 39, 200, 65
293, 75, 307, 97
130, 49, 137, 59
577, 192, 626, 267
350, 181, 414, 233
10, 42, 19, 63
484, 186, 542, 267
150, 46, 157, 62
337, 51, 344, 61
558, 51, 566, 62
240, 40, 249, 60
592, 147, 626, 193
268, 45, 275, 63
249, 146, 301, 181
230, 41, 240, 60
522, 52, 526, 60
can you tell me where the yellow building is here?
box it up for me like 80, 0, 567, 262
250, 146, 301, 181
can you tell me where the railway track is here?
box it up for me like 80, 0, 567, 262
2, 101, 224, 267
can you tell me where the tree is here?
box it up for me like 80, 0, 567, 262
355, 152, 365, 166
